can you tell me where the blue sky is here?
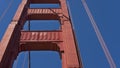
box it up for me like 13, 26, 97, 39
0, 0, 120, 68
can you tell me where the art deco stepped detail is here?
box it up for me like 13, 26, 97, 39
0, 0, 82, 68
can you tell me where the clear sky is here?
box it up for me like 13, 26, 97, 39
0, 0, 120, 68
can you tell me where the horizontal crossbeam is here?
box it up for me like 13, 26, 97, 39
29, 0, 60, 4
27, 8, 61, 20
20, 31, 62, 42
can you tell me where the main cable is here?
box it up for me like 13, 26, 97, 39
0, 0, 14, 23
0, 0, 14, 38
81, 0, 116, 68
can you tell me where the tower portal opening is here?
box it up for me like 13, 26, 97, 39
23, 20, 61, 31
12, 51, 62, 68
30, 4, 60, 8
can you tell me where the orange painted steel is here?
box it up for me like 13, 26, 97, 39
20, 31, 62, 42
0, 0, 82, 68
29, 0, 60, 4
28, 8, 62, 14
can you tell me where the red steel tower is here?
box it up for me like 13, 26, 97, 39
0, 0, 82, 68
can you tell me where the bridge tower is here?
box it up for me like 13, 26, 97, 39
0, 0, 82, 68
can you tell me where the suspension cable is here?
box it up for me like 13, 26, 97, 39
0, 0, 14, 23
81, 0, 116, 68
28, 20, 31, 68
28, 51, 31, 68
0, 0, 14, 37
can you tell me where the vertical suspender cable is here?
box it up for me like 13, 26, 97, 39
18, 9, 31, 68
28, 20, 31, 68
28, 3, 31, 68
81, 0, 116, 68
28, 51, 31, 68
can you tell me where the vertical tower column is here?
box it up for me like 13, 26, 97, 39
60, 16, 80, 68
0, 0, 28, 68
59, 0, 82, 67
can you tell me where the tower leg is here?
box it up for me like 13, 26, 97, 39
0, 22, 20, 68
61, 21, 80, 68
